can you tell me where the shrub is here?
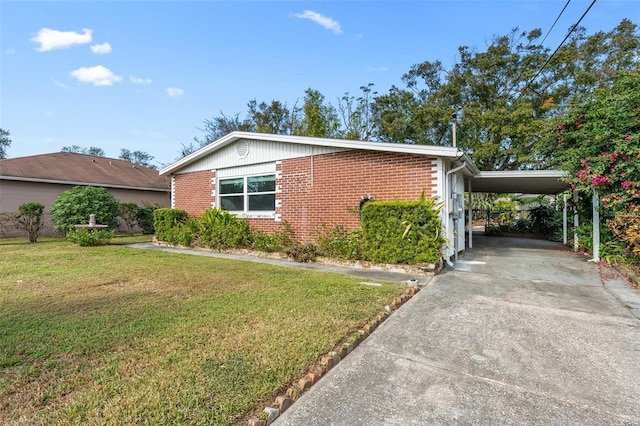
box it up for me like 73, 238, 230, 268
361, 196, 445, 265
51, 186, 119, 233
136, 205, 157, 234
66, 228, 114, 246
286, 243, 319, 263
119, 202, 139, 233
153, 208, 188, 241
16, 202, 45, 243
609, 204, 640, 264
252, 222, 296, 253
315, 225, 363, 260
197, 209, 252, 249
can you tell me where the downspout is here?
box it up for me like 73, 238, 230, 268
444, 160, 467, 267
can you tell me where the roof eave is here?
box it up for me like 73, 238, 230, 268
0, 175, 170, 192
159, 131, 472, 176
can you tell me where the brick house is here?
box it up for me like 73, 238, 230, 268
0, 152, 170, 237
160, 132, 480, 258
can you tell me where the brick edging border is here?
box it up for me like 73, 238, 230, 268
246, 285, 422, 426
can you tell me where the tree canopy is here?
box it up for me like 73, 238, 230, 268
0, 128, 12, 159
188, 19, 638, 171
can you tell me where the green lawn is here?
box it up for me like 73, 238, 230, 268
0, 236, 404, 425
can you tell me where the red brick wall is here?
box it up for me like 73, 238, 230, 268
173, 170, 214, 216
173, 151, 438, 242
261, 150, 437, 242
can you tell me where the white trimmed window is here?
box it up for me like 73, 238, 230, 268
218, 174, 276, 214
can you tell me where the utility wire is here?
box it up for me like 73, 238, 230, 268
541, 0, 572, 46
517, 0, 597, 101
503, 0, 571, 100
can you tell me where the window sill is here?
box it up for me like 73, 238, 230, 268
235, 212, 276, 220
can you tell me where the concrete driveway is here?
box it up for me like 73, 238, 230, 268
275, 236, 640, 425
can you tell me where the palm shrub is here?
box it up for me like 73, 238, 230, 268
197, 209, 252, 249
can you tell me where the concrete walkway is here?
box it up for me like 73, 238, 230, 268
274, 236, 640, 425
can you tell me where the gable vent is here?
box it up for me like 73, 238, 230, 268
236, 140, 249, 159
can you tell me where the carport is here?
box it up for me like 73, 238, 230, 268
464, 170, 603, 261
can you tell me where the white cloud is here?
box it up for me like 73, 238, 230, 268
70, 65, 122, 86
130, 75, 152, 85
5, 48, 16, 54
166, 87, 184, 97
293, 10, 342, 35
90, 42, 112, 54
31, 28, 92, 52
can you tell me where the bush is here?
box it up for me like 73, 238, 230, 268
153, 208, 188, 241
51, 186, 119, 233
136, 205, 157, 234
286, 243, 319, 263
197, 209, 252, 249
119, 202, 139, 233
66, 228, 114, 246
609, 204, 640, 264
361, 196, 445, 265
252, 222, 296, 253
16, 202, 45, 243
315, 225, 362, 260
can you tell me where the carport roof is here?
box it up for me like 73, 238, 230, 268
471, 170, 570, 194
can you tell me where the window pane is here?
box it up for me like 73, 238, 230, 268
220, 195, 244, 211
247, 175, 275, 193
219, 178, 244, 194
248, 194, 275, 211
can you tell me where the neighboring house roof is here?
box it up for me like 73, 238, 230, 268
0, 152, 170, 192
159, 131, 480, 176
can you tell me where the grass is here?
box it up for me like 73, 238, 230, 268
0, 235, 404, 425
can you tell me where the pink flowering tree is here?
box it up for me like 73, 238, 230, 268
543, 71, 640, 211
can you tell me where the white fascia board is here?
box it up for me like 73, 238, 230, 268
159, 131, 477, 176
475, 170, 568, 179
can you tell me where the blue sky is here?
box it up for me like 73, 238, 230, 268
2, 1, 638, 168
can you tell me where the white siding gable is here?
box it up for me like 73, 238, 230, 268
176, 138, 346, 174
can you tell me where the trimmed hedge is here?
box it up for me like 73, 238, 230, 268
361, 198, 444, 264
153, 208, 188, 242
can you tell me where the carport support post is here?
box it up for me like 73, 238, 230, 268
563, 193, 568, 245
468, 179, 473, 249
592, 190, 600, 262
573, 191, 579, 252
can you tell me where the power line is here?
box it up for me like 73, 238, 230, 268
541, 0, 572, 46
517, 0, 597, 101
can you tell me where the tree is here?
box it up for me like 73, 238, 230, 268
119, 149, 157, 169
194, 112, 253, 147
15, 202, 45, 243
50, 186, 120, 233
540, 70, 640, 212
372, 20, 639, 170
0, 128, 11, 159
295, 88, 341, 138
247, 99, 294, 134
338, 83, 377, 140
61, 145, 105, 156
